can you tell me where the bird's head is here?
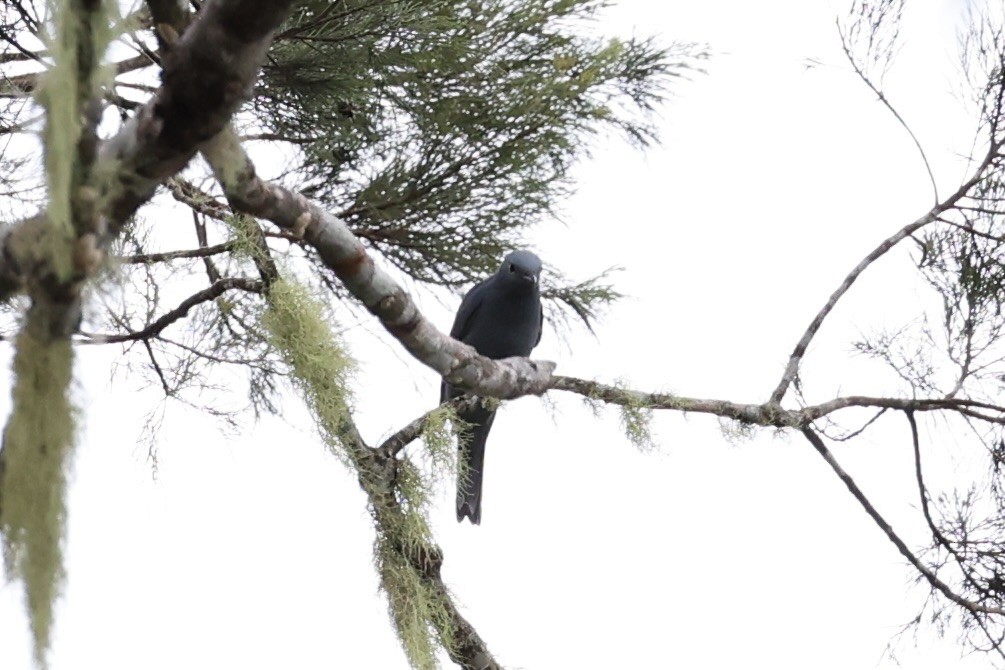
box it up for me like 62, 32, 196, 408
499, 250, 542, 288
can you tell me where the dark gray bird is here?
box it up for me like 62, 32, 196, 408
442, 250, 543, 524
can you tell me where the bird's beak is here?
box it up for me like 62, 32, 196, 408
523, 272, 538, 284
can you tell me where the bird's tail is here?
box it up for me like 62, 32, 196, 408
456, 409, 494, 525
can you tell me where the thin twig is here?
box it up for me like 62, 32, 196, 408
839, 20, 939, 203
768, 138, 1005, 405
116, 241, 235, 264
79, 277, 262, 343
142, 339, 172, 396
378, 396, 481, 457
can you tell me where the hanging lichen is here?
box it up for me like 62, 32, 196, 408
260, 277, 355, 462
0, 2, 115, 666
373, 458, 456, 670
0, 328, 76, 668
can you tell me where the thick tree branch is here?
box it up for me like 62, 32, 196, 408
199, 127, 556, 400
0, 0, 296, 306
100, 0, 295, 228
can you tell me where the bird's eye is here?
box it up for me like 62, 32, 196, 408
509, 263, 515, 272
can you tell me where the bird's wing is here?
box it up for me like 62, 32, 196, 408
535, 304, 543, 347
442, 279, 489, 404
449, 278, 489, 340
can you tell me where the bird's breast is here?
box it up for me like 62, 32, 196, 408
463, 292, 541, 359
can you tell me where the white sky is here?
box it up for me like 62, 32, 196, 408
0, 1, 999, 668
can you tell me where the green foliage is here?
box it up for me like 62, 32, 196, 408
905, 196, 1005, 395
542, 265, 622, 333
0, 4, 706, 667
920, 227, 1005, 357
257, 0, 705, 287
0, 328, 76, 669
261, 278, 355, 461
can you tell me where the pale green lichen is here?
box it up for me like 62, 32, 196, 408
257, 269, 453, 670
394, 459, 434, 543
0, 2, 115, 666
260, 278, 355, 463
605, 380, 657, 453
0, 328, 76, 669
420, 404, 458, 486
374, 458, 456, 670
618, 402, 656, 453
38, 0, 116, 277
377, 536, 449, 670
227, 212, 269, 263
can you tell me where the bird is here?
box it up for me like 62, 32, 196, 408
442, 250, 543, 524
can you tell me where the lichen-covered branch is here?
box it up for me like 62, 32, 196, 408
356, 444, 501, 670
0, 0, 297, 303
547, 375, 1005, 428
256, 270, 499, 670
378, 397, 481, 458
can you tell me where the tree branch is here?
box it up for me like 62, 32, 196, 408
0, 54, 153, 97
802, 426, 1005, 617
768, 138, 1005, 405
199, 127, 556, 400
546, 375, 1005, 427
903, 408, 1005, 662
80, 277, 262, 343
0, 0, 297, 306
378, 396, 482, 458
116, 241, 235, 264
354, 448, 501, 670
838, 19, 939, 204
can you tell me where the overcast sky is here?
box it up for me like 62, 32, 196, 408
0, 1, 998, 669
